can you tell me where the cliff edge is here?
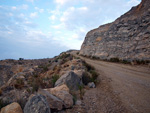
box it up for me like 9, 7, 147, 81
80, 0, 150, 61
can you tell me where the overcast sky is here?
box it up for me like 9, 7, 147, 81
0, 0, 141, 60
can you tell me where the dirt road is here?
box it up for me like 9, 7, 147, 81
80, 57, 150, 113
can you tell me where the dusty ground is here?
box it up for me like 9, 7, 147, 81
75, 56, 150, 113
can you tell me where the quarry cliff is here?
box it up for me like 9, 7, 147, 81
80, 0, 150, 61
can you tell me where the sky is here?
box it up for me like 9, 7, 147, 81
0, 0, 141, 60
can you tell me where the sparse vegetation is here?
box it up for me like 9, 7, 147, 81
19, 58, 24, 61
110, 58, 120, 62
38, 65, 49, 72
0, 88, 2, 96
82, 61, 99, 84
82, 60, 95, 71
74, 56, 80, 59
82, 72, 91, 85
51, 74, 60, 87
120, 59, 130, 64
72, 94, 77, 105
14, 79, 24, 89
0, 99, 9, 109
78, 84, 84, 100
31, 81, 39, 92
89, 70, 99, 83
26, 88, 31, 93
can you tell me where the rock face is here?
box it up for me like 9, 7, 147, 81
1, 102, 23, 113
80, 0, 150, 61
55, 71, 83, 90
23, 94, 51, 113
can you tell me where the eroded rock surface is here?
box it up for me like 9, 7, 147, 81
23, 94, 51, 113
80, 0, 150, 61
1, 102, 23, 113
55, 71, 83, 91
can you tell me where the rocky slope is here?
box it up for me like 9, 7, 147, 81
80, 0, 150, 61
0, 51, 98, 113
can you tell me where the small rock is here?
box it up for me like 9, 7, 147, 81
70, 65, 75, 70
76, 100, 82, 105
88, 82, 96, 88
1, 102, 23, 113
23, 94, 51, 113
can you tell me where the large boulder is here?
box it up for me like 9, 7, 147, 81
53, 91, 73, 108
1, 102, 23, 113
73, 70, 85, 78
44, 85, 73, 109
23, 94, 51, 113
38, 89, 64, 111
45, 84, 69, 95
55, 71, 83, 90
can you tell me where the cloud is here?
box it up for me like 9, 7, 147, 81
30, 12, 38, 18
0, 0, 141, 59
12, 6, 17, 10
11, 4, 28, 11
49, 0, 141, 49
55, 0, 69, 5
49, 15, 56, 21
26, 0, 34, 3
21, 4, 28, 10
35, 7, 44, 13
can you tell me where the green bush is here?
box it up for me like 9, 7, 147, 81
89, 70, 99, 82
59, 53, 70, 59
78, 84, 84, 100
82, 60, 95, 71
72, 94, 77, 105
110, 58, 120, 62
82, 61, 99, 84
121, 60, 130, 64
38, 65, 49, 72
32, 82, 39, 93
91, 56, 99, 60
82, 72, 91, 85
51, 74, 60, 87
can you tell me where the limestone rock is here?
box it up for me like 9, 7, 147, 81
38, 89, 64, 111
55, 71, 83, 90
1, 102, 23, 113
80, 0, 150, 61
53, 91, 73, 108
45, 84, 69, 95
73, 70, 85, 78
23, 94, 51, 113
88, 82, 96, 88
44, 85, 73, 109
